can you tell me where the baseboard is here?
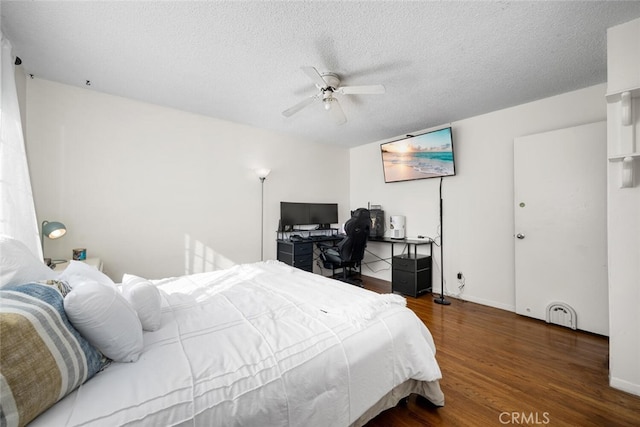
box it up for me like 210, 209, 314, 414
610, 377, 640, 397
361, 275, 518, 313
454, 293, 516, 313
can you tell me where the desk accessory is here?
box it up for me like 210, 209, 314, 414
73, 248, 87, 260
390, 215, 405, 239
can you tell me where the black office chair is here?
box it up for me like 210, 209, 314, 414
318, 208, 371, 285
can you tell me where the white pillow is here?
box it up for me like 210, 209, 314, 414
58, 260, 116, 289
0, 235, 57, 288
121, 274, 162, 332
64, 280, 143, 362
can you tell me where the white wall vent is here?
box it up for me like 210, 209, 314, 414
546, 302, 577, 330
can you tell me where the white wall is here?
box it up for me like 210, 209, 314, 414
607, 100, 640, 395
606, 17, 640, 397
25, 78, 350, 281
350, 84, 607, 312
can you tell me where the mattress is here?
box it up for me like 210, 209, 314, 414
31, 260, 443, 426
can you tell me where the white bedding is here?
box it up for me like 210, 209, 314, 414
31, 260, 443, 426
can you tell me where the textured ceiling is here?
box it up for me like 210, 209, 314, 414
3, 1, 640, 148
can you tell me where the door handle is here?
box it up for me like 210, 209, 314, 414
516, 233, 525, 239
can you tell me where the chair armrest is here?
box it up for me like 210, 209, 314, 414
316, 242, 336, 250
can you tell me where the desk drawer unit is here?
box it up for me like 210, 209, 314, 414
392, 254, 432, 297
277, 241, 313, 272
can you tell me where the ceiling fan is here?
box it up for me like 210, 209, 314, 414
282, 66, 385, 125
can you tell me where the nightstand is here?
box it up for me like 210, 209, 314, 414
54, 257, 103, 272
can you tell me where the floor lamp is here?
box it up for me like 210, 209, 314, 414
434, 178, 451, 305
256, 168, 271, 261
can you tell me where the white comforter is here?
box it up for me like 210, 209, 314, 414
32, 261, 443, 426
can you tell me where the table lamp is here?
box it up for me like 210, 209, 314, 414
41, 220, 67, 262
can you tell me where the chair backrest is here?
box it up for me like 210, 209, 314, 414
337, 208, 371, 263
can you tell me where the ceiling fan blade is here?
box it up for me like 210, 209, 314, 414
338, 84, 386, 95
282, 95, 317, 117
302, 66, 329, 88
327, 97, 346, 125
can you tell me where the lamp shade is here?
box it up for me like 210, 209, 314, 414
256, 168, 271, 179
42, 221, 66, 240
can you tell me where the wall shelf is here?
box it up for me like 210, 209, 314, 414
606, 87, 640, 102
608, 153, 640, 162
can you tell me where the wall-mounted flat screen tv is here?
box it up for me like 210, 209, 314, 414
380, 126, 455, 183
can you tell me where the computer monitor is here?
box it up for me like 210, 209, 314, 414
309, 203, 338, 229
280, 202, 309, 229
280, 202, 339, 229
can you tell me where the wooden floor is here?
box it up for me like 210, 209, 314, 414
360, 276, 640, 427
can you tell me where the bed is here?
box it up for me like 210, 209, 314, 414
0, 236, 444, 427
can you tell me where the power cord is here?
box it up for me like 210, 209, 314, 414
362, 249, 391, 273
431, 244, 466, 300
455, 272, 466, 296
443, 271, 466, 299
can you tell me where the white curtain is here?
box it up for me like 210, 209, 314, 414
0, 33, 42, 259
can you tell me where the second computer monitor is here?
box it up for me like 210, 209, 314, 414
309, 203, 338, 229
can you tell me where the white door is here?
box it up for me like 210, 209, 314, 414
514, 121, 608, 336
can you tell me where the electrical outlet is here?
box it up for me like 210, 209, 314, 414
457, 272, 463, 280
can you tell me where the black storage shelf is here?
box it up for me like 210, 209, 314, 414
392, 254, 432, 297
277, 240, 313, 272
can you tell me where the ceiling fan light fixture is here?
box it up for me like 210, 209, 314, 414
323, 91, 334, 110
282, 66, 384, 124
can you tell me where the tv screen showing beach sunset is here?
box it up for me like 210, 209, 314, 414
381, 127, 455, 183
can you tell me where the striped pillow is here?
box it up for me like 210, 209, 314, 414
0, 284, 105, 427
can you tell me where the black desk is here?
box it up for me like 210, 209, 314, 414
368, 237, 433, 257
367, 237, 433, 297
